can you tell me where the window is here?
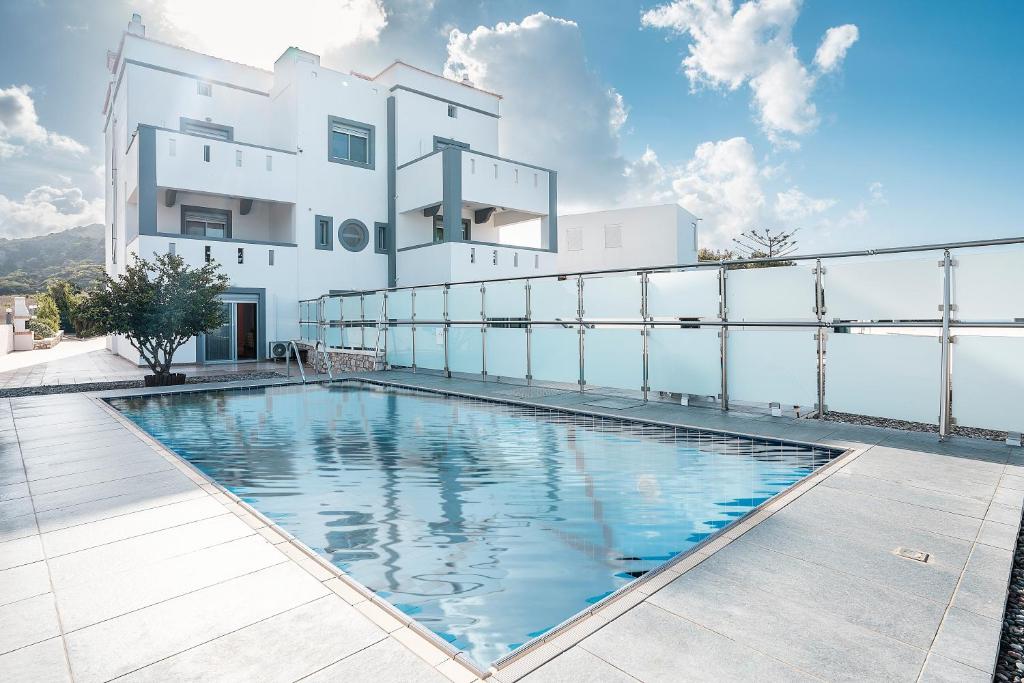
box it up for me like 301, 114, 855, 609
328, 116, 373, 168
204, 245, 212, 263
237, 248, 244, 264
470, 158, 476, 174
604, 224, 623, 249
534, 173, 538, 188
197, 81, 212, 97
492, 250, 498, 265
447, 104, 458, 118
314, 215, 333, 251
535, 254, 540, 269
470, 248, 476, 264
111, 234, 117, 264
203, 145, 211, 162
374, 222, 389, 254
432, 215, 470, 243
182, 206, 231, 238
180, 118, 232, 141
168, 242, 176, 256
514, 168, 519, 184
493, 164, 498, 179
168, 138, 176, 157
339, 219, 370, 252
567, 227, 583, 251
514, 252, 519, 267
269, 249, 275, 266
235, 150, 243, 167
265, 155, 272, 171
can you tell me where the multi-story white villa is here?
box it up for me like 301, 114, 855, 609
103, 14, 698, 365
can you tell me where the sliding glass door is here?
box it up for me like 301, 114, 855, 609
204, 296, 259, 362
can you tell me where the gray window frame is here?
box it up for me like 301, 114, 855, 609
327, 116, 375, 170
180, 117, 233, 141
374, 221, 389, 255
338, 219, 370, 252
314, 215, 334, 251
181, 205, 232, 239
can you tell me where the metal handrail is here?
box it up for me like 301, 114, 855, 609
314, 340, 333, 381
284, 340, 307, 383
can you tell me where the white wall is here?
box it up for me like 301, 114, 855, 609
396, 152, 442, 213
397, 242, 555, 287
391, 88, 499, 165
0, 325, 12, 356
462, 152, 549, 215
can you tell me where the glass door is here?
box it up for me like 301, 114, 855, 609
205, 302, 233, 362
204, 298, 259, 362
235, 302, 257, 360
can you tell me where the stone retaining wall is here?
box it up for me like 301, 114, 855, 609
298, 344, 384, 374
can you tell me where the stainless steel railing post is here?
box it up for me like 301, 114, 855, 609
525, 280, 532, 386
815, 259, 826, 418
938, 249, 953, 440
578, 274, 585, 393
443, 285, 450, 378
411, 288, 417, 372
480, 282, 487, 381
718, 264, 729, 411
642, 271, 650, 403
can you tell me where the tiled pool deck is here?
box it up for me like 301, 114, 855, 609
1, 370, 1020, 682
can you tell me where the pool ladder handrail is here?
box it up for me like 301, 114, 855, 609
372, 296, 386, 366
284, 340, 307, 384
313, 340, 333, 381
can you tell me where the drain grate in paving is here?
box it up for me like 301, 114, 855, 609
495, 386, 567, 400
894, 547, 930, 563
584, 397, 646, 410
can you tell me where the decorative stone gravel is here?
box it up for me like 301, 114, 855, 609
996, 515, 1024, 682
0, 371, 286, 398
817, 410, 1006, 442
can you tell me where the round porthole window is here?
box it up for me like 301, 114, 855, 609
338, 219, 369, 252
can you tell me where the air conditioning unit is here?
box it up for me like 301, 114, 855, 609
269, 341, 290, 359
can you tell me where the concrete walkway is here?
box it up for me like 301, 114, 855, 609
1, 372, 1019, 682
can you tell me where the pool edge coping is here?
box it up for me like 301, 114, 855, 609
92, 375, 865, 681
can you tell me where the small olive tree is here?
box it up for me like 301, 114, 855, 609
82, 253, 229, 383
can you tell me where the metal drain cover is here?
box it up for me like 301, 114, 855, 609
584, 398, 646, 410
895, 547, 930, 563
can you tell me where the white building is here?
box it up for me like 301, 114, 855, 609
102, 14, 698, 366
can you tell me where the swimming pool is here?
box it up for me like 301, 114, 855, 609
110, 381, 839, 666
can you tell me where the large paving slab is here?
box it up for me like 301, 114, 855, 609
1, 372, 1020, 682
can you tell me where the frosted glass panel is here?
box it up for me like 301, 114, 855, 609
728, 266, 815, 321
825, 258, 941, 321
582, 275, 642, 319
362, 293, 384, 321
385, 327, 413, 366
530, 278, 578, 321
448, 326, 482, 374
827, 333, 939, 424
323, 297, 341, 323
486, 328, 527, 378
448, 284, 481, 321
953, 251, 1024, 321
413, 326, 445, 369
415, 288, 444, 321
584, 328, 642, 391
387, 291, 412, 321
341, 296, 361, 321
531, 327, 580, 384
485, 280, 526, 318
727, 331, 816, 407
647, 270, 719, 319
341, 327, 361, 348
648, 328, 720, 397
953, 335, 1024, 431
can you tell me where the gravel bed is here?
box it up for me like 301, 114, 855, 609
817, 410, 1006, 442
996, 516, 1024, 682
0, 371, 286, 398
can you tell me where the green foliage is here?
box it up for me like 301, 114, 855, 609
28, 320, 55, 340
0, 224, 105, 295
34, 293, 61, 331
46, 280, 77, 331
80, 253, 230, 377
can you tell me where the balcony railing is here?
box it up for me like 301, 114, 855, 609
301, 235, 1024, 442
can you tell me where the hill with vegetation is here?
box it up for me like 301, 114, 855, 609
0, 224, 105, 294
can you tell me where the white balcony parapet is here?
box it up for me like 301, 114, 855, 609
396, 241, 556, 287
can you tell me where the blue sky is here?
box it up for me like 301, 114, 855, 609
1, 0, 1021, 253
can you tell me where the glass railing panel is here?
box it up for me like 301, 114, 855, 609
448, 326, 483, 374
387, 290, 413, 321
485, 280, 527, 318
951, 248, 1024, 320
530, 278, 578, 322
581, 274, 642, 320
415, 287, 445, 321
952, 335, 1024, 431
827, 332, 939, 423
727, 330, 817, 407
385, 327, 413, 367
325, 325, 342, 349
646, 270, 719, 319
486, 327, 527, 379
583, 327, 642, 391
530, 327, 580, 385
727, 265, 816, 322
824, 257, 941, 321
323, 297, 341, 324
647, 328, 720, 397
340, 295, 361, 322
413, 326, 445, 369
362, 293, 384, 322
448, 284, 482, 322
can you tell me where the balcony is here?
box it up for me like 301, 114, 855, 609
396, 241, 556, 287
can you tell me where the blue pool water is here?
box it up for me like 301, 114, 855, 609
110, 382, 837, 665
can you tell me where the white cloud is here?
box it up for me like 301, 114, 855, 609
444, 13, 629, 209
0, 85, 88, 157
0, 185, 103, 239
641, 0, 858, 144
142, 0, 389, 69
774, 186, 836, 221
815, 24, 859, 73
868, 180, 886, 204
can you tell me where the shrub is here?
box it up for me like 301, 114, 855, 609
28, 320, 56, 340
33, 293, 61, 332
